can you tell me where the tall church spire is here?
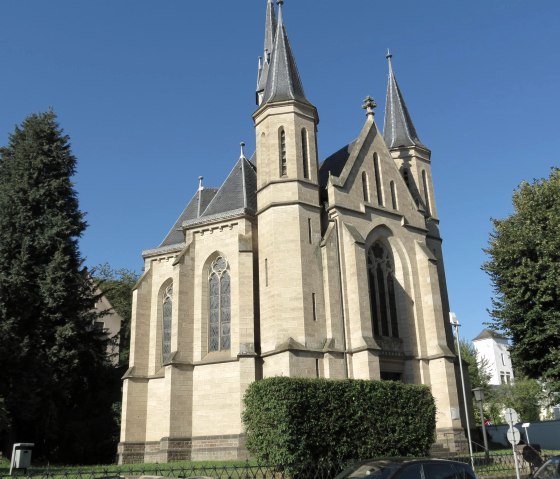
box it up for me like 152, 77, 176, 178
260, 0, 312, 107
383, 51, 427, 150
256, 0, 277, 104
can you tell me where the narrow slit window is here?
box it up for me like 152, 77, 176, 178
312, 293, 317, 321
390, 181, 397, 209
315, 359, 320, 378
301, 128, 309, 179
374, 153, 383, 206
308, 218, 312, 244
265, 258, 269, 287
280, 128, 287, 177
422, 170, 431, 215
362, 172, 370, 202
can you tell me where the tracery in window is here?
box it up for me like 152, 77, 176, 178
280, 128, 287, 177
208, 256, 231, 352
367, 242, 399, 338
162, 284, 173, 363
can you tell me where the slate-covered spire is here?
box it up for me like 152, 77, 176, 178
383, 51, 427, 150
261, 0, 312, 107
256, 0, 277, 104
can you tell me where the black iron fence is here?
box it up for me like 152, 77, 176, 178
0, 450, 554, 479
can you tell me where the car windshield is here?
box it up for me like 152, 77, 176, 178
339, 461, 403, 479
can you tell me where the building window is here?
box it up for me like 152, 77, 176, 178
422, 170, 431, 215
208, 256, 231, 352
308, 218, 312, 243
280, 128, 287, 177
265, 258, 269, 287
301, 128, 309, 179
312, 293, 317, 321
367, 242, 399, 338
362, 171, 370, 202
402, 167, 410, 189
374, 153, 383, 206
390, 181, 398, 210
162, 284, 173, 363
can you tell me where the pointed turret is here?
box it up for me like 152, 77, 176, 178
383, 51, 427, 150
256, 0, 277, 105
261, 0, 312, 107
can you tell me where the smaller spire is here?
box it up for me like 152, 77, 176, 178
362, 96, 377, 117
383, 51, 427, 150
239, 141, 247, 160
198, 176, 204, 191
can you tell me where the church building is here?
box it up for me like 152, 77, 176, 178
118, 0, 466, 464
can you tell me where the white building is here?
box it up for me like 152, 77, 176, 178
472, 329, 514, 386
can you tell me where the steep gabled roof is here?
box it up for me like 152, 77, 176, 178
187, 157, 256, 224
383, 52, 427, 150
319, 139, 358, 188
261, 2, 311, 106
160, 187, 218, 247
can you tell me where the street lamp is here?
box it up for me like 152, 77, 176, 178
450, 312, 474, 468
473, 387, 490, 460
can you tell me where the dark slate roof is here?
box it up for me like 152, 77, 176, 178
473, 328, 508, 342
256, 0, 277, 94
318, 139, 358, 187
383, 54, 427, 150
197, 157, 257, 220
159, 187, 218, 247
261, 3, 311, 106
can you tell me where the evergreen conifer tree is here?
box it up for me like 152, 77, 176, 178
0, 111, 120, 463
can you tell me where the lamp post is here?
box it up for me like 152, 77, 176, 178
450, 312, 474, 468
473, 387, 490, 460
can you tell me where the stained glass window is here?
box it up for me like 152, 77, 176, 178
280, 129, 287, 177
208, 256, 231, 352
367, 242, 399, 338
162, 284, 173, 363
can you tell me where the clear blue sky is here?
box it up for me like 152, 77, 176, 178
1, 1, 558, 342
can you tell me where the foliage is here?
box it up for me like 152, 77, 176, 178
459, 340, 491, 423
242, 377, 436, 473
483, 168, 560, 392
0, 111, 120, 463
93, 263, 139, 367
0, 398, 9, 436
485, 378, 545, 424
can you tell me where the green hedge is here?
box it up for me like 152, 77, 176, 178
242, 377, 436, 469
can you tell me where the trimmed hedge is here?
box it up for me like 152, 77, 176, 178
242, 377, 436, 469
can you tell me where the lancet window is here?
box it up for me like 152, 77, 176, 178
362, 172, 370, 202
373, 153, 383, 206
208, 256, 231, 352
280, 128, 287, 177
422, 170, 431, 215
367, 242, 399, 338
162, 284, 173, 363
301, 128, 309, 179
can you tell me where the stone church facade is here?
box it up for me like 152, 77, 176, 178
118, 0, 466, 464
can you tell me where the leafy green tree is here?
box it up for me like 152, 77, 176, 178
93, 263, 139, 367
459, 340, 491, 423
483, 168, 560, 392
485, 378, 544, 423
0, 111, 120, 463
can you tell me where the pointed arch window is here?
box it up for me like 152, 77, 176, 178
390, 181, 398, 210
280, 128, 287, 177
209, 256, 231, 352
422, 170, 431, 215
362, 172, 370, 202
162, 284, 173, 363
367, 242, 399, 338
301, 128, 309, 179
373, 153, 383, 206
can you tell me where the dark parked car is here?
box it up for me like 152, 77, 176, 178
533, 456, 560, 479
335, 458, 477, 479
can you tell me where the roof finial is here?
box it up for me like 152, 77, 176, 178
362, 96, 377, 117
239, 142, 247, 160
277, 0, 284, 6
198, 176, 204, 191
386, 48, 392, 60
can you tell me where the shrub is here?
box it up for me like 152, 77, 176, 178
242, 377, 436, 471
